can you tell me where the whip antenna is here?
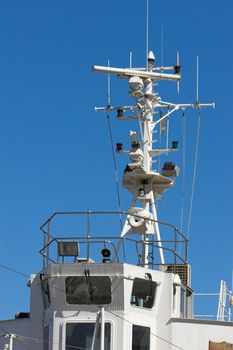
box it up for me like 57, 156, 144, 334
107, 59, 111, 107
176, 51, 180, 93
146, 0, 149, 69
107, 59, 123, 231
196, 55, 199, 102
129, 50, 133, 68
161, 21, 164, 67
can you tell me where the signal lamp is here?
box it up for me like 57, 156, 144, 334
117, 108, 124, 118
116, 143, 123, 152
172, 140, 178, 149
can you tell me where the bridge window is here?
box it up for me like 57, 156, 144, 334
43, 325, 49, 350
180, 286, 193, 318
180, 287, 185, 317
65, 276, 111, 304
66, 322, 111, 350
41, 278, 51, 309
132, 325, 150, 350
131, 278, 156, 309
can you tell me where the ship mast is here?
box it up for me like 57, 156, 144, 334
93, 52, 214, 267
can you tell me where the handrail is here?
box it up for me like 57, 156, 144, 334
39, 211, 188, 270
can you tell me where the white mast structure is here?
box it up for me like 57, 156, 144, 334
93, 52, 214, 267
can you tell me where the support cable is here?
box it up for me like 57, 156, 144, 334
0, 263, 30, 278
107, 115, 123, 231
166, 117, 169, 155
187, 110, 201, 238
107, 115, 125, 263
146, 0, 149, 69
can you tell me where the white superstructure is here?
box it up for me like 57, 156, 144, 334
1, 21, 233, 350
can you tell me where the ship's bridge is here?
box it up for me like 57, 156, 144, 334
26, 211, 193, 350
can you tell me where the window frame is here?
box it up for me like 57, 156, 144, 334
132, 324, 150, 350
43, 324, 50, 350
65, 321, 112, 350
41, 278, 51, 309
130, 277, 157, 310
65, 275, 112, 305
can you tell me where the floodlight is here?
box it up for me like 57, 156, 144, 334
58, 241, 80, 257
129, 76, 144, 91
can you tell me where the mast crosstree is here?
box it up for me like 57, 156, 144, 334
93, 52, 214, 267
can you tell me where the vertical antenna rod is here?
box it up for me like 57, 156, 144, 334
176, 52, 180, 94
129, 50, 133, 68
107, 59, 111, 106
196, 55, 199, 102
146, 0, 149, 70
161, 21, 164, 67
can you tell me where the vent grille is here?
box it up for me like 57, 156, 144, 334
160, 264, 191, 287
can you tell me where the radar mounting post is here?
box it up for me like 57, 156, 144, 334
93, 50, 214, 267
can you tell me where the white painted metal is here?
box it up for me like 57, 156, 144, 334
9, 335, 14, 350
217, 280, 231, 322
100, 307, 105, 350
151, 191, 164, 264
93, 50, 214, 267
92, 65, 181, 81
91, 312, 101, 350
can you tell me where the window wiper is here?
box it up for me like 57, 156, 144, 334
84, 269, 94, 302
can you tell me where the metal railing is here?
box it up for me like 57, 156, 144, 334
39, 211, 188, 272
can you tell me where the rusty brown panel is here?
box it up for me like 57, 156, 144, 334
209, 341, 233, 350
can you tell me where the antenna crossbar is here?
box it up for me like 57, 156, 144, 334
95, 106, 134, 112
92, 65, 180, 82
159, 101, 215, 109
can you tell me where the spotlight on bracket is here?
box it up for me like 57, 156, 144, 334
162, 162, 180, 177
58, 241, 79, 257
129, 76, 144, 91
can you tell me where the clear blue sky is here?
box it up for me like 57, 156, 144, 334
0, 0, 232, 320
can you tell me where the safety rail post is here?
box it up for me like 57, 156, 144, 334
87, 211, 91, 261
174, 228, 177, 273
100, 307, 105, 350
43, 230, 46, 269
91, 311, 101, 350
185, 235, 188, 263
46, 220, 51, 267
